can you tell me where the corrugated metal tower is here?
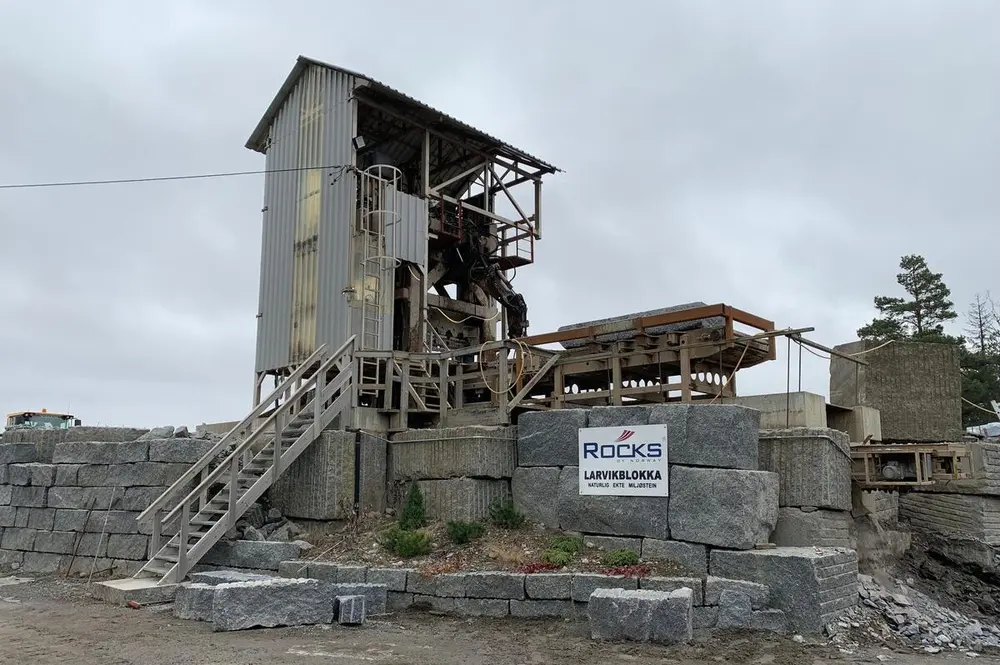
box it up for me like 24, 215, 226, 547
246, 56, 559, 406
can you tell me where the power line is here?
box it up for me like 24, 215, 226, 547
0, 165, 352, 190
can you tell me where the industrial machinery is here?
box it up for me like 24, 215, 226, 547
4, 409, 81, 431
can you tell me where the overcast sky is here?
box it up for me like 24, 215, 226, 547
1, 1, 997, 428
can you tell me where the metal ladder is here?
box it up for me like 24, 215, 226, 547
131, 337, 357, 584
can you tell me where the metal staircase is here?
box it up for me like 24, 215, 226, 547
132, 337, 357, 584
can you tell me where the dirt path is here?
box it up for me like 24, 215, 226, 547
0, 576, 991, 665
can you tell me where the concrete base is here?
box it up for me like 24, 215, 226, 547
827, 404, 882, 442
723, 392, 827, 429
90, 577, 178, 605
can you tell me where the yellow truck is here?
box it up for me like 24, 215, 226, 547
4, 409, 81, 431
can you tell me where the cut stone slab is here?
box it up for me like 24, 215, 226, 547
336, 595, 366, 625
464, 571, 525, 600
752, 609, 789, 634
704, 577, 769, 609
709, 547, 859, 634
572, 574, 637, 602
510, 599, 576, 618
436, 573, 466, 598
51, 441, 149, 465
147, 439, 216, 463
771, 507, 853, 548
640, 539, 708, 575
588, 587, 693, 645
387, 592, 414, 612
639, 576, 704, 606
336, 565, 367, 583
202, 540, 301, 571
174, 583, 216, 621
517, 409, 588, 467
587, 406, 653, 428
668, 466, 779, 550
454, 598, 510, 617
366, 567, 408, 592
212, 578, 334, 631
357, 432, 388, 513
188, 570, 274, 585
413, 478, 511, 522
717, 589, 752, 629
693, 606, 719, 630
525, 573, 574, 600
390, 426, 516, 480
270, 430, 355, 520
329, 583, 388, 615
0, 444, 37, 464
511, 466, 561, 529
757, 428, 852, 511
558, 466, 669, 540
647, 404, 760, 470
90, 577, 179, 605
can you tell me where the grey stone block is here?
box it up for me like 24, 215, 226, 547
108, 462, 190, 487
511, 466, 560, 528
588, 587, 692, 645
276, 560, 307, 578
51, 441, 148, 464
337, 565, 367, 583
367, 567, 408, 592
173, 583, 215, 621
387, 592, 414, 612
454, 598, 509, 617
647, 404, 760, 470
303, 561, 339, 582
212, 578, 334, 631
26, 508, 55, 531
510, 599, 576, 618
119, 486, 169, 512
47, 487, 116, 510
13, 507, 27, 528
413, 478, 510, 522
558, 467, 669, 539
0, 486, 10, 507
53, 509, 88, 532
464, 571, 525, 599
639, 576, 703, 605
11, 486, 47, 508
139, 426, 175, 441
693, 605, 718, 629
0, 464, 6, 484
54, 464, 82, 486
412, 594, 455, 613
188, 570, 274, 584
752, 609, 789, 634
106, 534, 148, 560
21, 552, 63, 573
0, 550, 24, 569
86, 511, 140, 535
668, 466, 779, 550
72, 533, 108, 558
717, 589, 752, 629
772, 507, 852, 548
0, 444, 36, 464
358, 432, 388, 513
270, 430, 355, 521
77, 465, 111, 486
405, 571, 436, 595
709, 547, 858, 634
517, 409, 588, 467
436, 573, 466, 597
203, 540, 301, 571
640, 539, 707, 575
61, 427, 148, 443
9, 463, 56, 487
587, 406, 653, 428
390, 426, 516, 480
147, 438, 216, 463
336, 594, 366, 625
758, 428, 851, 511
584, 535, 641, 552
525, 573, 574, 600
571, 573, 637, 602
329, 583, 388, 615
0, 506, 15, 527
8, 464, 30, 485
32, 530, 76, 554
704, 577, 769, 609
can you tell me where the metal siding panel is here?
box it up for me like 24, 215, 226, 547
386, 189, 428, 268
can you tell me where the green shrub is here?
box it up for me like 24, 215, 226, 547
488, 499, 525, 529
380, 524, 433, 558
541, 549, 573, 567
399, 483, 427, 531
600, 549, 640, 567
549, 534, 584, 554
446, 520, 486, 545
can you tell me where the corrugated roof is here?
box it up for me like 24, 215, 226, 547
246, 56, 559, 173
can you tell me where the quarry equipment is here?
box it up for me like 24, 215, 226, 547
4, 409, 80, 431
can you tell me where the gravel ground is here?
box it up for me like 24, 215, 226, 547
0, 576, 996, 665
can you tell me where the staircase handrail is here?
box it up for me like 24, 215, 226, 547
137, 343, 329, 524
158, 336, 356, 527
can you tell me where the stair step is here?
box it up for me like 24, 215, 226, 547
144, 564, 173, 576
155, 553, 180, 564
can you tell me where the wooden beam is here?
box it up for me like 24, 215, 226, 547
508, 352, 561, 410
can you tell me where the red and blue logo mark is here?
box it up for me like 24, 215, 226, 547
582, 429, 663, 459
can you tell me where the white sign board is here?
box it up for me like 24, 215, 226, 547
578, 424, 668, 497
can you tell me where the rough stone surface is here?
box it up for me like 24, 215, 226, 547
33, 531, 76, 554
147, 439, 216, 463
366, 567, 408, 592
405, 572, 437, 596
510, 599, 576, 618
693, 606, 719, 629
0, 444, 36, 464
387, 592, 414, 612
647, 404, 760, 470
639, 576, 703, 605
640, 539, 708, 575
584, 535, 641, 552
390, 426, 516, 480
751, 609, 789, 634
899, 492, 1000, 544
270, 430, 355, 521
704, 577, 769, 609
106, 534, 147, 560
212, 578, 333, 631
188, 570, 274, 585
21, 552, 64, 573
336, 594, 366, 625
411, 594, 455, 613
668, 466, 779, 549
464, 572, 525, 600
413, 478, 511, 522
587, 406, 653, 428
174, 583, 216, 621
329, 583, 388, 615
558, 467, 670, 540
436, 573, 466, 598
758, 428, 852, 511
51, 441, 148, 465
358, 432, 388, 513
588, 587, 693, 645
511, 466, 560, 528
517, 409, 587, 467
710, 547, 859, 634
108, 462, 190, 488
139, 426, 175, 440
525, 573, 574, 600
10, 486, 46, 508
572, 574, 637, 602
772, 507, 853, 548
203, 541, 301, 571
454, 598, 510, 617
717, 589, 752, 629
336, 565, 367, 583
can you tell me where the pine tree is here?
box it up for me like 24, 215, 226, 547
857, 254, 959, 343
962, 293, 1000, 427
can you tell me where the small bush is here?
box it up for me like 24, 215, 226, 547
600, 549, 640, 567
549, 534, 584, 554
541, 549, 573, 567
380, 524, 433, 558
446, 520, 486, 545
488, 498, 526, 529
399, 483, 427, 531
